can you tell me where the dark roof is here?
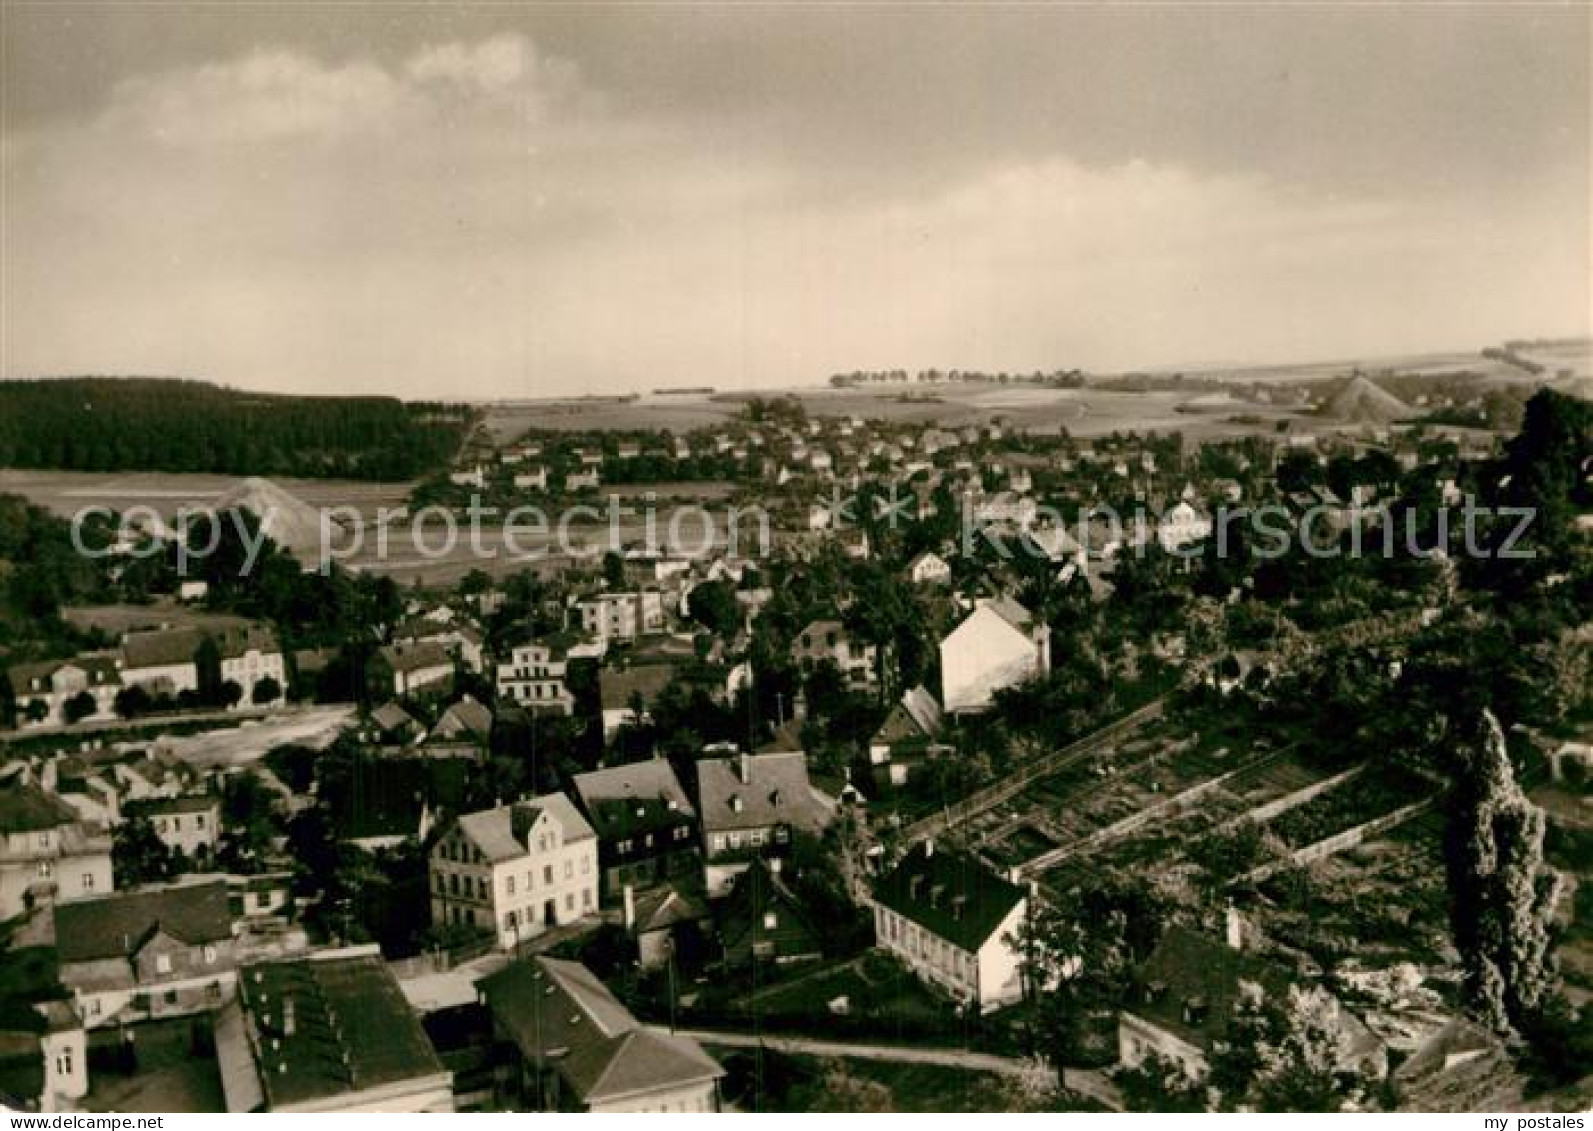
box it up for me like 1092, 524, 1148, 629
126, 793, 218, 817
54, 880, 233, 964
872, 843, 1026, 953
121, 627, 205, 670
477, 957, 719, 1105
598, 664, 678, 711
572, 760, 694, 841
239, 949, 447, 1109
0, 785, 79, 834
717, 859, 823, 964
380, 640, 452, 674
1126, 926, 1296, 1051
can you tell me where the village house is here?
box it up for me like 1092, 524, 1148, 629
5, 655, 121, 728
212, 625, 287, 705
571, 759, 699, 899
379, 640, 454, 698
429, 795, 599, 948
0, 783, 114, 920
597, 662, 678, 741
54, 879, 237, 1028
428, 696, 493, 746
0, 1000, 87, 1113
495, 636, 583, 716
512, 466, 549, 491
789, 619, 878, 692
125, 794, 221, 861
216, 945, 454, 1113
1158, 500, 1215, 552
939, 596, 1051, 714
564, 468, 601, 492
118, 627, 204, 698
393, 618, 485, 674
477, 956, 723, 1112
715, 857, 823, 968
906, 550, 952, 586
575, 591, 666, 640
868, 685, 945, 787
872, 841, 1028, 1013
695, 750, 833, 897
1118, 923, 1386, 1084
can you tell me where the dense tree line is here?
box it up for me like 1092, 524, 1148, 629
0, 378, 471, 480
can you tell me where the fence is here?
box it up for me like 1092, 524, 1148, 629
901, 698, 1166, 844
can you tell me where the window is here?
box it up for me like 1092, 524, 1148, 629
618, 839, 633, 854
506, 875, 515, 895
88, 999, 101, 1017
156, 954, 173, 975
82, 873, 95, 892
196, 814, 206, 829
582, 888, 592, 909
56, 1049, 72, 1076
580, 856, 590, 875
710, 835, 725, 851
203, 945, 216, 964
749, 829, 765, 847
37, 861, 52, 878
564, 893, 575, 912
727, 832, 742, 849
564, 860, 573, 880
762, 911, 778, 930
543, 865, 554, 885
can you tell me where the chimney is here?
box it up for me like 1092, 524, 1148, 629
622, 884, 636, 930
738, 752, 752, 784
1225, 903, 1244, 952
282, 996, 296, 1037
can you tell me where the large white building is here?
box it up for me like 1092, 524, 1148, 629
576, 592, 665, 640
429, 795, 598, 949
495, 638, 581, 715
938, 596, 1050, 714
871, 841, 1028, 1013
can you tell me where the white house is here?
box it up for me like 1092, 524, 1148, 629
429, 795, 598, 949
939, 596, 1050, 714
906, 550, 952, 586
1158, 501, 1214, 552
6, 655, 121, 728
576, 591, 666, 640
871, 841, 1028, 1012
495, 638, 580, 715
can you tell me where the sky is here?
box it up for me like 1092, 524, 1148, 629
2, 3, 1589, 399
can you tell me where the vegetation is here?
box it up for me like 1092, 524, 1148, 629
0, 378, 470, 480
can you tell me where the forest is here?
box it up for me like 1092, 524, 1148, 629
0, 378, 472, 480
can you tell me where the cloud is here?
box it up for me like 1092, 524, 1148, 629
99, 34, 579, 146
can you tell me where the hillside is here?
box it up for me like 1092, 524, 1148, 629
0, 378, 471, 480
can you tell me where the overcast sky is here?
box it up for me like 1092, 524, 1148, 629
3, 4, 1588, 399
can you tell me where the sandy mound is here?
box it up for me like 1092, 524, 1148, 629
211, 477, 340, 558
1318, 375, 1415, 424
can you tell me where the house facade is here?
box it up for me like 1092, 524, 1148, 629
871, 841, 1028, 1013
939, 596, 1050, 714
429, 796, 599, 949
571, 760, 699, 899
576, 592, 665, 640
790, 619, 877, 692
125, 794, 221, 861
0, 785, 114, 921
54, 880, 238, 1028
5, 656, 121, 728
495, 639, 577, 715
695, 751, 833, 897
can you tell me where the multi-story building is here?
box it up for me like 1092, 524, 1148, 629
429, 795, 598, 949
939, 596, 1050, 715
5, 654, 121, 728
54, 879, 237, 1027
118, 627, 204, 697
217, 945, 454, 1113
789, 619, 877, 692
571, 759, 699, 898
695, 751, 832, 897
495, 637, 581, 715
575, 591, 665, 641
871, 841, 1027, 1013
213, 625, 287, 705
125, 794, 221, 861
0, 783, 114, 920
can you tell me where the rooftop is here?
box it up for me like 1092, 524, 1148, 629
872, 842, 1026, 954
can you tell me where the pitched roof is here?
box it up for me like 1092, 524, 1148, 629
695, 751, 832, 834
453, 794, 595, 864
477, 957, 719, 1105
370, 701, 417, 733
872, 686, 942, 747
431, 696, 492, 742
0, 784, 79, 834
1126, 926, 1296, 1051
872, 843, 1026, 954
629, 884, 708, 935
121, 627, 205, 670
380, 640, 452, 675
558, 1028, 722, 1104
598, 664, 677, 712
125, 793, 219, 817
717, 858, 823, 962
572, 760, 695, 841
237, 948, 447, 1110
54, 880, 232, 964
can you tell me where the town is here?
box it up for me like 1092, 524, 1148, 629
0, 360, 1589, 1113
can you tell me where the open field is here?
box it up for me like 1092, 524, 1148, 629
63, 600, 257, 636
479, 396, 739, 439
0, 469, 413, 523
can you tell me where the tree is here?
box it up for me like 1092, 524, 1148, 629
23, 698, 49, 725
112, 815, 177, 887
688, 580, 740, 639
1446, 710, 1560, 1034
62, 690, 97, 725
114, 684, 154, 719
219, 679, 244, 709
252, 676, 282, 706
1208, 983, 1379, 1112
1118, 1053, 1207, 1112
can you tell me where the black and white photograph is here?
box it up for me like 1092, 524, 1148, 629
0, 1, 1589, 1117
